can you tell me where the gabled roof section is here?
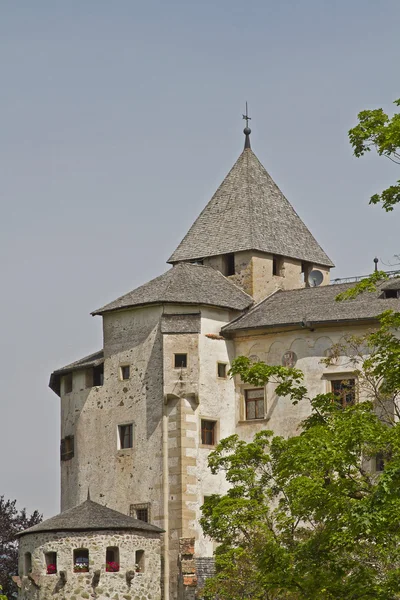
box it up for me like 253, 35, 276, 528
168, 148, 334, 267
92, 263, 253, 315
18, 498, 163, 537
222, 279, 400, 333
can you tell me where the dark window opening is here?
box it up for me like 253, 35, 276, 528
201, 420, 217, 445
331, 379, 356, 408
217, 363, 227, 378
245, 389, 265, 420
272, 256, 283, 276
74, 549, 89, 572
190, 259, 204, 265
135, 550, 145, 573
61, 435, 74, 461
226, 253, 235, 276
121, 365, 130, 380
63, 373, 73, 394
383, 289, 399, 298
93, 364, 104, 386
130, 503, 150, 523
174, 353, 187, 368
106, 547, 120, 572
45, 552, 57, 575
118, 423, 133, 449
375, 452, 385, 472
24, 552, 32, 575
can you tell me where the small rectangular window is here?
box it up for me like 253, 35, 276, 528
226, 253, 235, 276
201, 420, 217, 446
74, 549, 89, 572
45, 552, 57, 575
375, 452, 385, 473
24, 552, 32, 575
93, 364, 104, 386
63, 373, 73, 394
106, 547, 120, 572
120, 365, 130, 380
245, 389, 265, 420
331, 379, 355, 408
118, 424, 133, 449
217, 363, 227, 378
272, 256, 283, 276
130, 503, 150, 523
135, 550, 145, 573
60, 435, 74, 461
174, 353, 187, 368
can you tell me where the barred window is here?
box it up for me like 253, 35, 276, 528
201, 420, 216, 445
331, 379, 355, 408
130, 503, 150, 523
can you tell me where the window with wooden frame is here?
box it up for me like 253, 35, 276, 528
245, 388, 265, 420
129, 503, 150, 523
60, 435, 74, 461
331, 378, 356, 408
174, 353, 187, 368
201, 419, 217, 446
118, 423, 133, 449
120, 365, 130, 380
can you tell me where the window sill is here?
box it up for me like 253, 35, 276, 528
237, 418, 270, 425
200, 444, 217, 450
117, 448, 133, 455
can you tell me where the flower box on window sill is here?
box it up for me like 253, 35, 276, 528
46, 564, 57, 575
106, 562, 120, 573
73, 565, 89, 573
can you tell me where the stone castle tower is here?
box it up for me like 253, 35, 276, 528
49, 123, 396, 599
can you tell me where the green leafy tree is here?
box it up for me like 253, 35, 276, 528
349, 98, 400, 211
0, 496, 41, 598
0, 585, 7, 600
200, 318, 400, 599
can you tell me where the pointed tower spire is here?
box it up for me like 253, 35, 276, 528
242, 102, 251, 149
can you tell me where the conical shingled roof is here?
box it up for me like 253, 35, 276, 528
18, 498, 163, 537
168, 148, 334, 267
92, 262, 253, 315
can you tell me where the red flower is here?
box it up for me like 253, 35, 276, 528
106, 561, 120, 572
47, 564, 57, 575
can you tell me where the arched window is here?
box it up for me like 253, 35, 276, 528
24, 552, 32, 575
45, 552, 57, 575
106, 547, 120, 572
135, 550, 145, 573
73, 549, 89, 573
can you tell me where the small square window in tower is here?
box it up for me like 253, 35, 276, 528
118, 423, 133, 449
45, 552, 57, 575
174, 353, 187, 368
63, 373, 73, 394
130, 503, 150, 523
245, 389, 265, 420
60, 435, 74, 461
217, 363, 227, 378
120, 365, 130, 380
201, 420, 217, 445
331, 378, 356, 408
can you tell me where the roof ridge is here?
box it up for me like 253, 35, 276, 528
221, 288, 280, 331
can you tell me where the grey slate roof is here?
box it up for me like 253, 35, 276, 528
168, 148, 334, 267
49, 350, 104, 396
18, 498, 163, 537
92, 263, 253, 315
222, 280, 400, 333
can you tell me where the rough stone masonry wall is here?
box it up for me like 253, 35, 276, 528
18, 529, 161, 600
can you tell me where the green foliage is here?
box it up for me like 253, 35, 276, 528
200, 320, 400, 599
349, 99, 400, 211
0, 585, 7, 600
335, 270, 388, 301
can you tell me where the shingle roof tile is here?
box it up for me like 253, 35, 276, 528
92, 263, 253, 315
168, 148, 334, 267
222, 280, 400, 332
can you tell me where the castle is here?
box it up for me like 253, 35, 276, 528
47, 122, 400, 599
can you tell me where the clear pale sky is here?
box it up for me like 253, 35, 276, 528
1, 0, 399, 518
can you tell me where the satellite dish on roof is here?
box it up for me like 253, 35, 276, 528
308, 269, 324, 287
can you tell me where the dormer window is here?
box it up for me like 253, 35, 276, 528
383, 289, 400, 299
226, 253, 235, 276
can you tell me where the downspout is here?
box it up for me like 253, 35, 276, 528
162, 402, 170, 600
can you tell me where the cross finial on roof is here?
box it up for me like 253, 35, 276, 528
242, 102, 251, 149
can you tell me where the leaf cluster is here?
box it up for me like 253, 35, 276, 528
0, 497, 42, 598
349, 99, 400, 211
